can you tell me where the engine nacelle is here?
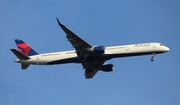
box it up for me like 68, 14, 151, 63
99, 64, 114, 72
88, 46, 105, 53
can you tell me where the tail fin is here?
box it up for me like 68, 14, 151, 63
15, 39, 38, 56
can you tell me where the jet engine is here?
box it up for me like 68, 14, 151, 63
88, 46, 105, 53
99, 64, 114, 72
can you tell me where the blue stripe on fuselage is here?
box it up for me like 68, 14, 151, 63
47, 57, 80, 65
47, 51, 164, 65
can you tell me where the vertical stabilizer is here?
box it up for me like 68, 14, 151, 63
15, 39, 38, 56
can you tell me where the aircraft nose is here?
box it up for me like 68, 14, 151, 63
165, 46, 170, 52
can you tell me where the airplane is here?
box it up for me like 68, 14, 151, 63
10, 18, 170, 79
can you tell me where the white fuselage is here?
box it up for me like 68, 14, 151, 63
15, 42, 169, 65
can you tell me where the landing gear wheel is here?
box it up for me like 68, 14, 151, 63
151, 53, 156, 62
151, 58, 154, 62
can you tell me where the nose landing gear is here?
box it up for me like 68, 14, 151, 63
151, 53, 156, 62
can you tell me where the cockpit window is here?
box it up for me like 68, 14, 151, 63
160, 44, 164, 46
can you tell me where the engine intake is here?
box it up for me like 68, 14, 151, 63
88, 46, 105, 53
99, 64, 114, 72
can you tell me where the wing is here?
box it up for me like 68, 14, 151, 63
85, 68, 98, 79
56, 18, 92, 60
56, 18, 105, 79
84, 60, 105, 79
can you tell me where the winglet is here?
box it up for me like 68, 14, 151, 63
56, 17, 63, 26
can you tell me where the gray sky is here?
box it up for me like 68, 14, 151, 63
1, 0, 180, 105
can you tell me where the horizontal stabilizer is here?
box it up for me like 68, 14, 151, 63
21, 64, 30, 69
10, 49, 30, 60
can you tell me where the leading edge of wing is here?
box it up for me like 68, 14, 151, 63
56, 17, 77, 37
56, 17, 92, 47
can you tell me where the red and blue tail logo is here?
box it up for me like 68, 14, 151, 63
15, 39, 38, 56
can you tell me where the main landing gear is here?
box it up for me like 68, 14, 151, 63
151, 53, 156, 62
